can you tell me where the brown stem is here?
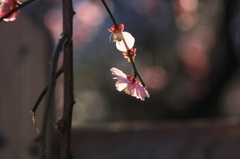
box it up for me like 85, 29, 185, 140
61, 0, 75, 158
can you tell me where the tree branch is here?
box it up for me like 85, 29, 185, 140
58, 0, 75, 158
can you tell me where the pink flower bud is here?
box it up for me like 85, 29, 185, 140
108, 23, 124, 41
123, 48, 137, 62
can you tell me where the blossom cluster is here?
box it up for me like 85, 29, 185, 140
109, 24, 150, 101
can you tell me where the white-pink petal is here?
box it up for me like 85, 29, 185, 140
115, 80, 128, 91
116, 32, 135, 52
128, 83, 150, 101
111, 67, 127, 78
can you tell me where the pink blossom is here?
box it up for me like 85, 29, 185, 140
0, 0, 21, 21
111, 67, 150, 101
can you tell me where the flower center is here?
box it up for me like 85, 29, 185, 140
127, 75, 140, 84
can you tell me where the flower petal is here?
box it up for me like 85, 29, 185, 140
110, 67, 127, 78
3, 10, 19, 21
116, 32, 135, 52
115, 80, 128, 91
128, 83, 150, 101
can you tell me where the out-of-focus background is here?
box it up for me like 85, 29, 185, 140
0, 0, 240, 158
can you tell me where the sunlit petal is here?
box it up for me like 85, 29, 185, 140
116, 32, 135, 52
111, 67, 127, 78
115, 80, 128, 91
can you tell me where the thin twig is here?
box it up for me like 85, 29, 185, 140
0, 0, 35, 22
122, 39, 146, 87
40, 35, 67, 159
101, 0, 117, 26
31, 67, 63, 134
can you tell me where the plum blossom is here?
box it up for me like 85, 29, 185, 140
0, 0, 21, 21
111, 67, 150, 101
108, 23, 135, 52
